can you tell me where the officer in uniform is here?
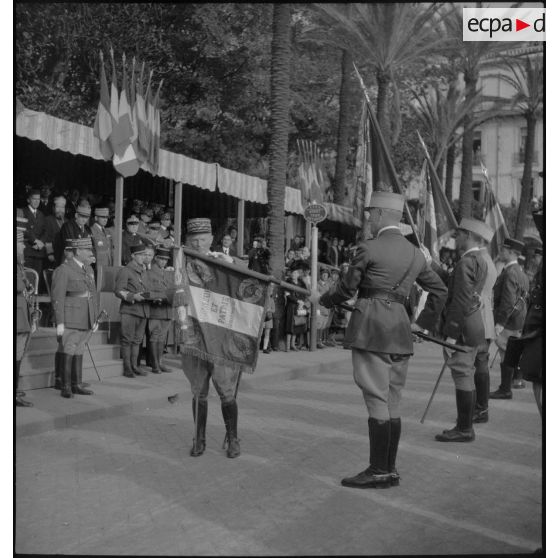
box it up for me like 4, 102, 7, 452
436, 218, 492, 442
121, 215, 142, 265
90, 206, 114, 268
51, 237, 98, 399
146, 247, 174, 373
472, 234, 498, 423
489, 237, 530, 399
57, 203, 92, 265
16, 215, 34, 407
176, 218, 241, 459
115, 244, 150, 378
44, 195, 67, 268
315, 193, 448, 488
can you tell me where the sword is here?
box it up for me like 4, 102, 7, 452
420, 361, 448, 424
83, 309, 109, 382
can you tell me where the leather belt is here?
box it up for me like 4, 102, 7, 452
66, 291, 92, 298
358, 287, 407, 305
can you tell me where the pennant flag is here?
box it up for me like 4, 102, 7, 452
93, 51, 113, 160
134, 62, 150, 163
129, 57, 139, 159
113, 54, 139, 177
108, 48, 120, 153
352, 102, 373, 223
296, 139, 328, 206
481, 161, 510, 259
180, 251, 272, 375
150, 80, 162, 173
145, 71, 154, 167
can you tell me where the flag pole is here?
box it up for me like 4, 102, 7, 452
352, 63, 421, 246
416, 130, 459, 230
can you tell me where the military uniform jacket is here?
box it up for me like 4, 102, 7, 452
51, 258, 98, 330
320, 228, 448, 355
121, 231, 142, 265
478, 248, 498, 340
443, 249, 488, 346
91, 223, 114, 267
146, 263, 175, 320
57, 220, 92, 264
43, 215, 65, 260
493, 262, 530, 330
16, 264, 31, 334
115, 260, 150, 318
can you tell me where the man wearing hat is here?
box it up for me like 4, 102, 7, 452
90, 206, 113, 268
435, 218, 493, 442
176, 218, 243, 459
115, 244, 151, 378
57, 203, 92, 265
44, 195, 67, 267
146, 247, 175, 373
315, 192, 447, 488
138, 208, 154, 236
22, 189, 48, 292
51, 237, 99, 399
122, 215, 143, 265
16, 215, 34, 407
489, 237, 530, 398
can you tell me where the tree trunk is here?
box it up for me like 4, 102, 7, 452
375, 68, 392, 155
514, 112, 537, 240
333, 49, 351, 205
445, 141, 456, 202
458, 69, 478, 219
268, 3, 291, 351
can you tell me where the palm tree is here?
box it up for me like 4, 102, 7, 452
314, 3, 447, 152
268, 3, 291, 350
496, 54, 543, 239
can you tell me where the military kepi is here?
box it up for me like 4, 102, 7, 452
366, 192, 404, 212
186, 218, 212, 235
65, 237, 93, 249
458, 218, 494, 243
502, 237, 525, 253
130, 243, 147, 255
95, 207, 109, 217
155, 247, 171, 259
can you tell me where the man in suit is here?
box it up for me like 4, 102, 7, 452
16, 215, 34, 407
122, 215, 143, 265
315, 192, 448, 488
472, 235, 498, 423
57, 203, 92, 264
436, 219, 492, 442
44, 195, 67, 269
115, 244, 151, 378
22, 189, 48, 293
489, 237, 531, 399
90, 206, 114, 269
51, 237, 98, 399
146, 247, 175, 373
214, 233, 237, 258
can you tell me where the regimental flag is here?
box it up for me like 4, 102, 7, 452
134, 62, 150, 164
481, 161, 509, 259
113, 54, 139, 177
93, 52, 113, 160
418, 160, 456, 262
296, 139, 328, 206
352, 101, 373, 223
180, 250, 271, 379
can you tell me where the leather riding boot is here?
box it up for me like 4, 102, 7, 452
71, 355, 94, 395
131, 345, 147, 376
15, 360, 33, 407
341, 418, 391, 489
122, 345, 134, 378
53, 351, 62, 390
435, 390, 475, 442
190, 398, 208, 457
490, 364, 513, 399
512, 367, 525, 389
158, 342, 172, 373
388, 418, 401, 486
221, 400, 241, 458
473, 373, 490, 423
60, 353, 74, 398
149, 342, 161, 374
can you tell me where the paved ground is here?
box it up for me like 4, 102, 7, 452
15, 342, 543, 555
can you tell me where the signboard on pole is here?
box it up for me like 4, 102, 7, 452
304, 203, 327, 224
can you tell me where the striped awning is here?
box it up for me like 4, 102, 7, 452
16, 108, 216, 192
217, 165, 267, 203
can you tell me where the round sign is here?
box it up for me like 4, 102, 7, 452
304, 203, 327, 224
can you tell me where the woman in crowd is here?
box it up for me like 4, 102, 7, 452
316, 268, 331, 348
284, 263, 309, 351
